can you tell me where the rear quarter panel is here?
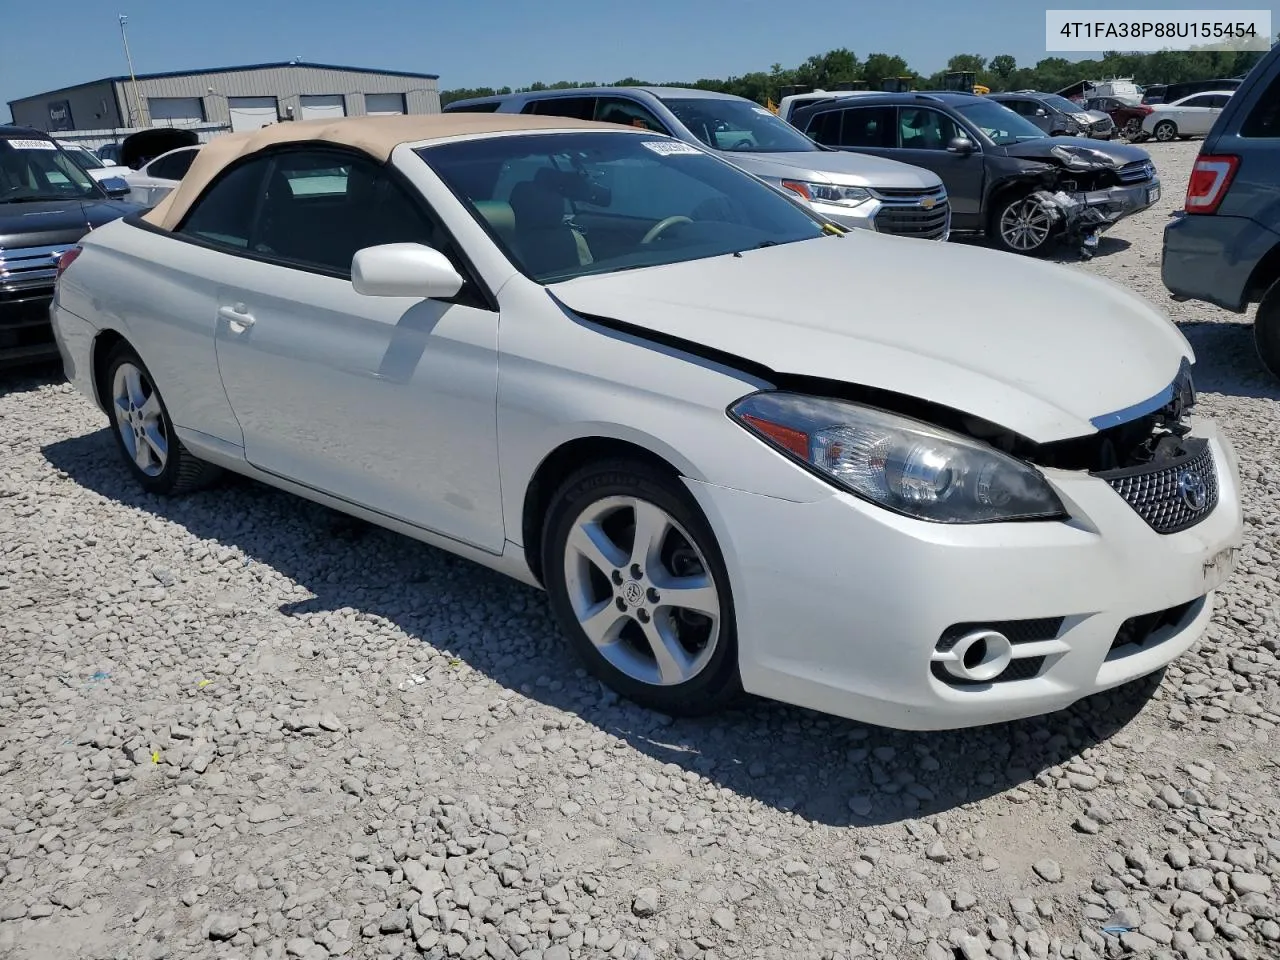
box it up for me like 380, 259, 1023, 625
58, 218, 241, 445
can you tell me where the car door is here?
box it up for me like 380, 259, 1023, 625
1171, 95, 1214, 135
1001, 98, 1052, 134
195, 147, 504, 552
889, 106, 986, 221
128, 147, 198, 204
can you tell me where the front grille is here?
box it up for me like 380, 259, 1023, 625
874, 202, 950, 240
0, 244, 72, 296
1095, 438, 1218, 534
1117, 160, 1155, 184
1110, 600, 1196, 654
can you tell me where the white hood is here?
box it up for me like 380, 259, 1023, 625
549, 233, 1192, 443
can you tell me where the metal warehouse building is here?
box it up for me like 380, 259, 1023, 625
7, 61, 441, 136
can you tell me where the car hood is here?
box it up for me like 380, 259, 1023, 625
548, 233, 1190, 443
0, 198, 141, 249
1003, 136, 1150, 165
724, 150, 945, 190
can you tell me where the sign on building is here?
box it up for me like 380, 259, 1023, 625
47, 100, 73, 131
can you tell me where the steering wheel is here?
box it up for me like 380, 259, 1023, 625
640, 215, 693, 244
730, 138, 753, 150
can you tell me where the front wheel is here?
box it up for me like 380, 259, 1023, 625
1152, 120, 1178, 142
1255, 280, 1280, 381
991, 193, 1056, 256
541, 459, 741, 716
103, 342, 222, 495
1122, 118, 1143, 139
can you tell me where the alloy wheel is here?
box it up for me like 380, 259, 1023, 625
111, 361, 169, 477
1154, 121, 1177, 142
999, 198, 1053, 252
561, 495, 720, 687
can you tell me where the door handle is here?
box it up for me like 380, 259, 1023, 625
217, 303, 256, 333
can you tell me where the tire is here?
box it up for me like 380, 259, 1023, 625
1153, 120, 1178, 142
1122, 118, 1143, 139
1255, 280, 1280, 381
102, 341, 222, 495
991, 192, 1056, 257
541, 458, 742, 716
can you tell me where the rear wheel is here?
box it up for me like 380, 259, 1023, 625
992, 193, 1056, 256
1153, 120, 1178, 142
1122, 118, 1143, 139
103, 342, 222, 495
1255, 280, 1280, 381
541, 459, 741, 716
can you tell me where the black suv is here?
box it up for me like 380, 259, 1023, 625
791, 92, 1160, 256
0, 126, 141, 366
1161, 45, 1280, 377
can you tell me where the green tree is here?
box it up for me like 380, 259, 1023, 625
947, 54, 987, 73
862, 53, 909, 84
989, 55, 1017, 80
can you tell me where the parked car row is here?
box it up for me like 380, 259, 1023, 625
46, 110, 1244, 731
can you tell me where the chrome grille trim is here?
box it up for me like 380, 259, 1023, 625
1117, 160, 1156, 184
870, 187, 951, 241
1097, 440, 1218, 534
0, 244, 74, 294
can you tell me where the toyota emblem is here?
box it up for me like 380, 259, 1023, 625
1177, 469, 1208, 511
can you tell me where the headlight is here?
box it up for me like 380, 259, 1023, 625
729, 392, 1067, 524
779, 180, 873, 207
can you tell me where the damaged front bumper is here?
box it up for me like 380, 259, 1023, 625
1031, 177, 1161, 256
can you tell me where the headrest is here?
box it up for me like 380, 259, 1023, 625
509, 181, 565, 229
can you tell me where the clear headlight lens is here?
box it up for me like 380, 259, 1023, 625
780, 180, 873, 207
730, 392, 1066, 524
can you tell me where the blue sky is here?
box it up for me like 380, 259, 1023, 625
1, 0, 1251, 118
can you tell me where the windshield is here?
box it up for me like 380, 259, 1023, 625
0, 138, 102, 202
662, 97, 822, 153
420, 131, 829, 283
1042, 94, 1086, 114
66, 146, 105, 169
956, 101, 1046, 145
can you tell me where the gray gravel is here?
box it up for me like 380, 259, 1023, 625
2, 139, 1279, 960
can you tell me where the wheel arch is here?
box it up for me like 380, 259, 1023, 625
89, 327, 130, 415
520, 434, 691, 587
1244, 241, 1280, 306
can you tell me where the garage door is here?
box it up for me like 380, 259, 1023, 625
299, 94, 346, 121
148, 97, 205, 126
228, 96, 279, 132
365, 93, 406, 116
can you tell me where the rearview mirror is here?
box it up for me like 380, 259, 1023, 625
100, 176, 131, 198
946, 137, 974, 155
351, 243, 464, 300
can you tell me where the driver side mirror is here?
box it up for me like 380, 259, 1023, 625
100, 176, 131, 198
947, 137, 975, 156
1034, 107, 1048, 117
352, 243, 464, 300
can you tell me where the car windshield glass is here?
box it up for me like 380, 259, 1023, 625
419, 131, 829, 284
1042, 94, 1085, 113
0, 139, 102, 201
955, 101, 1046, 144
67, 147, 105, 169
662, 97, 822, 152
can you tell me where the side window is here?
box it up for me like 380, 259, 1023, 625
592, 97, 669, 133
1181, 95, 1212, 109
898, 108, 963, 150
149, 149, 197, 182
1208, 95, 1230, 109
1242, 72, 1280, 137
522, 97, 597, 120
839, 107, 897, 148
803, 110, 842, 146
176, 157, 271, 249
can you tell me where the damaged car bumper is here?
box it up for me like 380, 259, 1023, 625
1033, 177, 1161, 254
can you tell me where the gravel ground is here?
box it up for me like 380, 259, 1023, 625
3, 138, 1279, 960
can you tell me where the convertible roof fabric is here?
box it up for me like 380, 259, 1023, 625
141, 113, 624, 231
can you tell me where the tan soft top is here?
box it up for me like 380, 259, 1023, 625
141, 113, 625, 232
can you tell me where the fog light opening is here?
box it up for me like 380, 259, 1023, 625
944, 630, 1014, 683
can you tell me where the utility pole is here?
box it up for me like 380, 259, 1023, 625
119, 15, 145, 129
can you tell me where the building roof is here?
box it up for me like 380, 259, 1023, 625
8, 61, 439, 107
142, 112, 634, 231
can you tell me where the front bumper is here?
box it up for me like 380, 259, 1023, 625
686, 415, 1242, 730
1161, 211, 1279, 312
0, 289, 59, 367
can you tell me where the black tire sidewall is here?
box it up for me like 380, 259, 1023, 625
541, 462, 741, 715
992, 193, 1053, 256
1255, 282, 1280, 380
103, 343, 185, 496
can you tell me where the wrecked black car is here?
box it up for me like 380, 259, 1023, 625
791, 91, 1161, 257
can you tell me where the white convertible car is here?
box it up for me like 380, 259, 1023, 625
50, 114, 1242, 730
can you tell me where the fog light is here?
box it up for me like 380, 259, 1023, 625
942, 630, 1013, 682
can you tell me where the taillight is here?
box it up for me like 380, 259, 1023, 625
54, 245, 82, 280
1184, 155, 1239, 215
1138, 105, 1153, 115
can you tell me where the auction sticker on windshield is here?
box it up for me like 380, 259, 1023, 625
4, 139, 57, 150
641, 141, 702, 156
